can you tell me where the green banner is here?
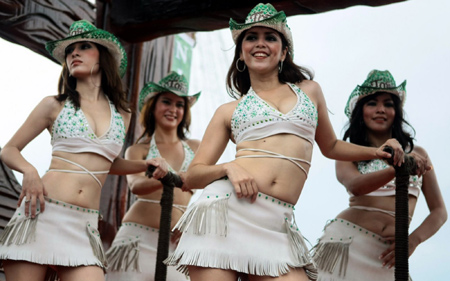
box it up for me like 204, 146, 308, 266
171, 34, 194, 81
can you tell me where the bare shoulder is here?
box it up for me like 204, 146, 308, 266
118, 108, 132, 130
185, 138, 201, 152
40, 95, 63, 108
38, 96, 65, 119
411, 145, 429, 158
217, 99, 240, 114
296, 80, 324, 105
214, 99, 240, 124
125, 142, 149, 160
296, 79, 322, 91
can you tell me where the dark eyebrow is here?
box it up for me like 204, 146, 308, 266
247, 31, 278, 35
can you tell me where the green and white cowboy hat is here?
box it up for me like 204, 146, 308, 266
138, 71, 201, 111
45, 20, 127, 78
229, 3, 293, 56
345, 70, 407, 118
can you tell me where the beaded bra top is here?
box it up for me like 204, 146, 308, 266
51, 97, 126, 162
348, 159, 422, 197
231, 83, 318, 145
146, 137, 195, 173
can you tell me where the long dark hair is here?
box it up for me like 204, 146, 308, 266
226, 29, 314, 99
136, 93, 191, 143
343, 92, 415, 152
55, 43, 130, 113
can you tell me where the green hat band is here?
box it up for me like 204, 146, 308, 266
138, 71, 201, 111
229, 3, 293, 56
345, 70, 407, 118
45, 20, 128, 78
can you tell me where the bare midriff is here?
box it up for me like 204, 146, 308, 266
43, 151, 112, 209
122, 188, 192, 229
234, 134, 313, 204
337, 195, 418, 237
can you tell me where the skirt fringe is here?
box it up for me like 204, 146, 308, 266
86, 222, 107, 267
173, 195, 230, 236
0, 197, 105, 269
285, 220, 318, 280
0, 215, 38, 246
106, 239, 140, 272
165, 179, 317, 280
311, 240, 350, 278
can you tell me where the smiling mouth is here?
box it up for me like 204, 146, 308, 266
253, 52, 269, 57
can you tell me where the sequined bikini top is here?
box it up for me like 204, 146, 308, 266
51, 97, 126, 162
146, 137, 195, 173
348, 159, 422, 197
231, 83, 318, 145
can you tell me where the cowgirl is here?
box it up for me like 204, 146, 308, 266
106, 71, 200, 281
311, 70, 446, 280
0, 20, 167, 281
165, 4, 407, 281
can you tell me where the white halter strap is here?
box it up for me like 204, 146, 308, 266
349, 205, 412, 221
235, 148, 311, 177
47, 156, 109, 187
136, 198, 188, 213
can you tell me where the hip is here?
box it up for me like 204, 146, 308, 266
336, 207, 395, 237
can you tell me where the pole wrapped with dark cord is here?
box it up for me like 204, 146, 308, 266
146, 165, 183, 281
383, 146, 417, 281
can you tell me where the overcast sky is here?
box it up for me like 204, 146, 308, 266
0, 0, 448, 279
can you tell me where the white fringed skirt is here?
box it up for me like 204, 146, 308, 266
311, 218, 410, 281
0, 197, 106, 269
164, 178, 317, 280
106, 222, 188, 281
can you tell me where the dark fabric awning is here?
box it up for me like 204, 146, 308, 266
108, 0, 406, 43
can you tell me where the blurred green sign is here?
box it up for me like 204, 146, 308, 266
171, 34, 194, 81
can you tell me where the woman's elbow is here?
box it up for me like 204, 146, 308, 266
185, 173, 196, 189
347, 187, 363, 197
185, 172, 206, 190
345, 182, 366, 197
438, 207, 448, 226
319, 142, 340, 160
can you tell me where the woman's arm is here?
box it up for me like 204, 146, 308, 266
304, 80, 404, 165
109, 156, 168, 180
336, 160, 396, 196
119, 144, 164, 195
407, 147, 447, 253
185, 103, 234, 188
0, 96, 60, 217
186, 139, 201, 153
379, 146, 447, 268
186, 102, 259, 201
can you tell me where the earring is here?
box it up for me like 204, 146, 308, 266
236, 59, 246, 72
278, 60, 284, 74
90, 62, 101, 88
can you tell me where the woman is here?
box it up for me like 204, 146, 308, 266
311, 70, 447, 280
0, 20, 166, 281
165, 4, 408, 281
105, 71, 200, 281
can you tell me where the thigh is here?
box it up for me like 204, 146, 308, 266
188, 266, 238, 281
249, 267, 308, 281
58, 265, 105, 281
3, 260, 48, 281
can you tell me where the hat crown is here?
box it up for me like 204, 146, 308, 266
68, 20, 97, 37
361, 70, 397, 89
159, 72, 189, 95
344, 69, 407, 118
229, 3, 293, 57
245, 3, 279, 24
